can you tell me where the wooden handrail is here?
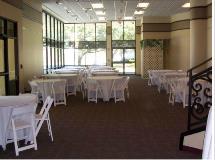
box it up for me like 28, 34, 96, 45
187, 57, 212, 72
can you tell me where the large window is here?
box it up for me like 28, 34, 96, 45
42, 11, 64, 73
64, 23, 106, 66
112, 21, 136, 74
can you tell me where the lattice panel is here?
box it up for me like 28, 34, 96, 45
143, 45, 163, 78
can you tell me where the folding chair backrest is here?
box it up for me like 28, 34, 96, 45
114, 77, 128, 90
52, 80, 66, 94
28, 81, 38, 94
39, 96, 51, 115
11, 104, 36, 121
87, 79, 98, 90
37, 82, 53, 103
35, 98, 54, 136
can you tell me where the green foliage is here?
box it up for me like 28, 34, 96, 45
140, 39, 164, 49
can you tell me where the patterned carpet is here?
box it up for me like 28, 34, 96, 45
0, 76, 201, 159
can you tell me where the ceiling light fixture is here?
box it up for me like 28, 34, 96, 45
67, 10, 72, 13
137, 2, 149, 8
134, 10, 144, 15
56, 0, 63, 5
92, 3, 104, 9
182, 3, 190, 8
95, 11, 105, 15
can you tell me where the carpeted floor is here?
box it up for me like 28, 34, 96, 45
0, 76, 202, 159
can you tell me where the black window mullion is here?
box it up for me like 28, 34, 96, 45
45, 13, 48, 74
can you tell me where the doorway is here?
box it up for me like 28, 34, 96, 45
112, 48, 135, 74
0, 18, 18, 95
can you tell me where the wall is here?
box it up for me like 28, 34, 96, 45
167, 29, 190, 70
22, 17, 43, 91
166, 12, 190, 71
22, 0, 43, 91
206, 18, 212, 59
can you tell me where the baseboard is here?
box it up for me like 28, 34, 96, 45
182, 146, 203, 154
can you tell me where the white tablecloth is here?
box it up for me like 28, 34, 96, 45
0, 94, 37, 149
88, 76, 122, 101
32, 79, 65, 102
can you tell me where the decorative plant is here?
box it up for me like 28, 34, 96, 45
140, 39, 164, 49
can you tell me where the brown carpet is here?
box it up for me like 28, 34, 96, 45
0, 76, 202, 159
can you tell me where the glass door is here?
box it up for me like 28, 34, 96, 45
0, 38, 6, 95
112, 48, 135, 74
0, 18, 18, 95
8, 38, 17, 95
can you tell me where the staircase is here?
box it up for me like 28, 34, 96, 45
179, 58, 212, 152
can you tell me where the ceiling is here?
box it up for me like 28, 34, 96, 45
42, 0, 190, 23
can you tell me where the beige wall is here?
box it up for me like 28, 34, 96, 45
206, 18, 212, 59
22, 17, 43, 91
167, 29, 190, 71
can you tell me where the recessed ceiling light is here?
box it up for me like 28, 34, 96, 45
124, 16, 133, 20
137, 2, 149, 8
67, 10, 72, 13
92, 3, 104, 9
134, 10, 144, 15
98, 17, 106, 21
182, 3, 190, 8
95, 11, 105, 15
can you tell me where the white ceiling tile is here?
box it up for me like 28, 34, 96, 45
42, 0, 190, 23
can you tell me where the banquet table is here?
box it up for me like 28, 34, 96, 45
91, 71, 119, 76
0, 94, 37, 150
88, 76, 122, 101
42, 73, 78, 79
32, 79, 65, 102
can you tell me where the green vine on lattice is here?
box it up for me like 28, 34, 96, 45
140, 39, 164, 49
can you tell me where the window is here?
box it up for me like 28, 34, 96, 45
42, 11, 64, 73
64, 23, 106, 66
112, 21, 136, 74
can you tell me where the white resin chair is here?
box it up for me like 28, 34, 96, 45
125, 76, 130, 99
28, 80, 41, 103
67, 76, 78, 96
87, 79, 98, 103
37, 82, 53, 104
112, 77, 129, 103
35, 96, 54, 141
52, 79, 67, 106
6, 105, 37, 156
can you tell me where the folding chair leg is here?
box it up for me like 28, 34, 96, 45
46, 115, 53, 141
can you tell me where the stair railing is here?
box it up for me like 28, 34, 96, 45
187, 57, 212, 130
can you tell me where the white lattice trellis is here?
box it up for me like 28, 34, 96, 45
143, 45, 163, 78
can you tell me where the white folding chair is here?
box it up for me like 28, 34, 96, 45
35, 96, 54, 141
37, 82, 53, 104
125, 76, 130, 99
87, 79, 98, 103
6, 105, 37, 156
67, 76, 78, 96
112, 77, 129, 103
28, 80, 41, 103
52, 79, 67, 106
